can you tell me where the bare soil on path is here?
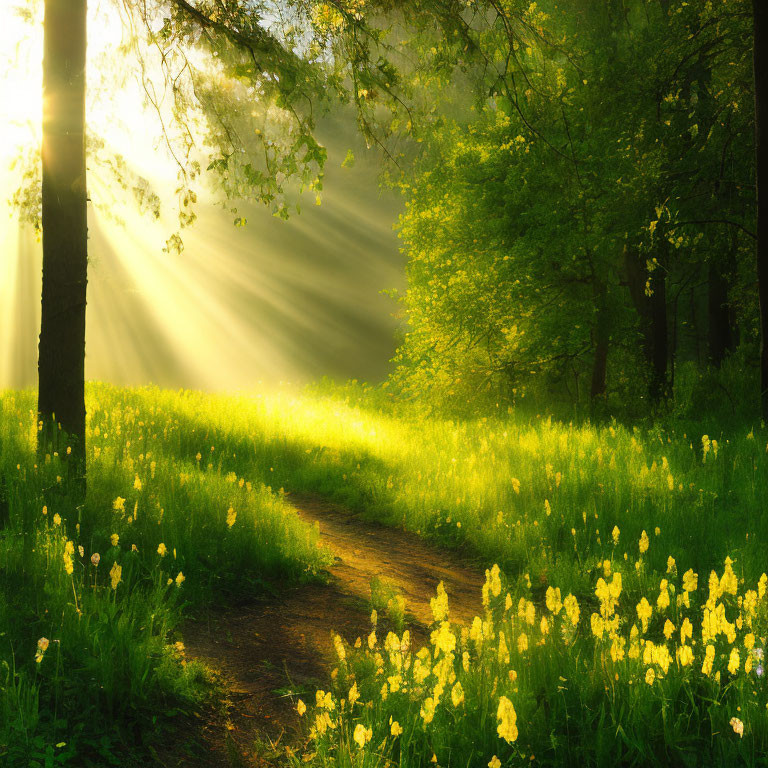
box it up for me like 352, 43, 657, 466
167, 495, 484, 767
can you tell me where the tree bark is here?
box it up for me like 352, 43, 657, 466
755, 0, 768, 419
590, 283, 609, 401
623, 246, 668, 403
39, 0, 88, 473
648, 256, 668, 402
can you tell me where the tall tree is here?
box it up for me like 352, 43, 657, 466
755, 0, 768, 419
38, 0, 88, 473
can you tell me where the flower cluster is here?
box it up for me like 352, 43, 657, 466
300, 554, 768, 765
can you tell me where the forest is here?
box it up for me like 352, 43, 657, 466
1, 0, 767, 766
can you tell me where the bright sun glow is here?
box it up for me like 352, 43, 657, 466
0, 6, 43, 152
0, 2, 401, 392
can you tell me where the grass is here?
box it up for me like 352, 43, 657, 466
95, 381, 768, 595
1, 381, 767, 766
0, 387, 329, 766
300, 564, 768, 767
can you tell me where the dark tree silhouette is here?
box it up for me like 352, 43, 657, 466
38, 0, 88, 474
755, 0, 768, 419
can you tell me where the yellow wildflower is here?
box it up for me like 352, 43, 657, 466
35, 637, 49, 663
226, 507, 237, 528
110, 561, 122, 590
333, 634, 346, 661
680, 617, 693, 644
657, 579, 670, 611
296, 699, 306, 716
610, 637, 625, 662
702, 645, 715, 675
545, 586, 562, 614
391, 720, 403, 737
314, 711, 333, 735
636, 598, 652, 631
430, 582, 450, 622
487, 564, 502, 598
431, 622, 455, 655
524, 600, 535, 625
110, 533, 119, 547
315, 690, 335, 710
157, 542, 167, 557
639, 530, 649, 554
451, 682, 465, 707
677, 644, 693, 667
496, 696, 518, 743
645, 668, 655, 685
720, 558, 738, 595
564, 594, 580, 626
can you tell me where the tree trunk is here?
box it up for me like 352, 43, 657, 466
755, 0, 768, 419
648, 256, 668, 402
39, 0, 88, 474
707, 257, 733, 367
590, 284, 609, 401
623, 246, 668, 403
623, 245, 652, 358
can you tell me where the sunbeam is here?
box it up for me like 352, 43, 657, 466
0, 2, 404, 391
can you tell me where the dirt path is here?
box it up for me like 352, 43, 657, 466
172, 495, 484, 767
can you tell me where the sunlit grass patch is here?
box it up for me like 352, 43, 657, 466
109, 382, 768, 598
2, 382, 766, 765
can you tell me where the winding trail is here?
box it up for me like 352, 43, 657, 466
170, 495, 484, 767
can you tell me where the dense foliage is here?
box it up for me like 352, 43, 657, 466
390, 0, 759, 418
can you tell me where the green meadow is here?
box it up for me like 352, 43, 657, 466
1, 383, 766, 766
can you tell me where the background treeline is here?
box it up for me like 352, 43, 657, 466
385, 0, 757, 421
